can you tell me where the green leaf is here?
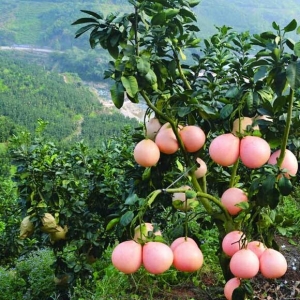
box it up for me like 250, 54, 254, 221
80, 9, 103, 19
188, 0, 201, 7
106, 218, 120, 231
121, 76, 139, 98
179, 7, 197, 21
144, 70, 158, 89
244, 91, 254, 114
74, 24, 97, 38
286, 61, 300, 90
137, 57, 151, 76
284, 19, 297, 33
232, 287, 247, 300
107, 44, 119, 59
220, 104, 233, 119
72, 18, 99, 26
225, 86, 239, 98
120, 211, 134, 227
235, 201, 249, 210
273, 96, 288, 113
278, 176, 293, 196
110, 81, 124, 109
285, 38, 295, 51
277, 226, 287, 236
125, 194, 139, 205
179, 48, 187, 60
165, 8, 180, 19
142, 167, 151, 180
151, 12, 166, 25
294, 42, 300, 57
272, 21, 280, 30
178, 106, 192, 117
262, 174, 276, 193
272, 48, 281, 62
254, 66, 267, 82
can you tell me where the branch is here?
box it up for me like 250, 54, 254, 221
277, 88, 294, 168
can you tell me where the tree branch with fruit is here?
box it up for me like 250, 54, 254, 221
71, 1, 300, 298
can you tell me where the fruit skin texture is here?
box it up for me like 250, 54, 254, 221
268, 149, 298, 177
170, 237, 198, 251
179, 125, 206, 152
221, 187, 248, 216
142, 242, 174, 274
111, 240, 142, 274
194, 157, 207, 178
155, 123, 179, 154
247, 241, 266, 259
239, 136, 271, 169
229, 248, 260, 279
133, 139, 160, 167
259, 248, 287, 279
173, 241, 204, 272
146, 117, 162, 140
133, 222, 161, 242
224, 277, 241, 300
209, 133, 240, 166
222, 231, 245, 257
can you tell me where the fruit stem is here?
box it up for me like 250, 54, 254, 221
172, 47, 192, 90
199, 175, 207, 193
147, 189, 163, 207
196, 192, 231, 221
229, 158, 240, 188
191, 174, 213, 214
277, 88, 294, 168
140, 90, 213, 214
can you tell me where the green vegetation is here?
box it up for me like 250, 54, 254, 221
0, 51, 138, 146
0, 0, 299, 299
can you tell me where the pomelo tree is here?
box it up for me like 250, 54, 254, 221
72, 0, 300, 297
10, 0, 300, 298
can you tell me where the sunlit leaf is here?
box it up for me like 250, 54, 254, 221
137, 57, 151, 76
121, 76, 139, 98
151, 12, 166, 25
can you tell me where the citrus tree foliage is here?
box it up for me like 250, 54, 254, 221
11, 0, 300, 297
8, 124, 139, 282
72, 0, 300, 294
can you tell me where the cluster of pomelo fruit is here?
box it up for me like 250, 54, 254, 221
134, 116, 298, 179
209, 116, 298, 175
222, 230, 288, 300
131, 117, 296, 299
111, 222, 203, 275
133, 118, 206, 169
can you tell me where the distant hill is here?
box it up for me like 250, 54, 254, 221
0, 51, 138, 147
0, 0, 299, 147
195, 0, 300, 38
0, 0, 299, 49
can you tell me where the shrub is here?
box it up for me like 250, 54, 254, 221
0, 267, 26, 300
15, 248, 56, 300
